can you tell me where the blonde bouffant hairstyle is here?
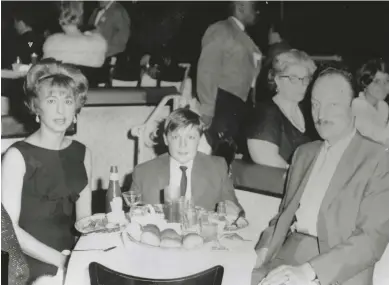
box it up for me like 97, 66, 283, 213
24, 60, 89, 115
59, 1, 84, 27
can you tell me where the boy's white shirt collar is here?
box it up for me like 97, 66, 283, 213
169, 156, 194, 200
169, 156, 194, 169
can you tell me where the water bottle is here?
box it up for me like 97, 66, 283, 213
105, 166, 121, 213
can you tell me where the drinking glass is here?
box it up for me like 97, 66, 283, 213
200, 222, 218, 242
163, 201, 180, 223
163, 185, 181, 203
122, 191, 142, 208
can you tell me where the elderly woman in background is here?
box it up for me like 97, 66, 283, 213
43, 2, 107, 86
1, 61, 92, 283
352, 58, 389, 146
246, 49, 316, 168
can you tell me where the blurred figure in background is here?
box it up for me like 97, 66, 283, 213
88, 1, 130, 58
246, 50, 316, 168
197, 1, 262, 164
353, 58, 389, 146
12, 8, 44, 65
1, 61, 92, 283
43, 1, 107, 87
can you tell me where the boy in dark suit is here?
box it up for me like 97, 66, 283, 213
130, 108, 242, 212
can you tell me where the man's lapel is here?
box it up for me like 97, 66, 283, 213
318, 133, 361, 217
268, 144, 321, 257
316, 134, 362, 247
191, 153, 206, 204
228, 18, 260, 54
89, 9, 98, 26
96, 2, 115, 26
288, 144, 322, 211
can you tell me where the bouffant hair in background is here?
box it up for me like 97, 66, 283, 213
59, 1, 84, 27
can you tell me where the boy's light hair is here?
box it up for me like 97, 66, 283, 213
164, 108, 204, 136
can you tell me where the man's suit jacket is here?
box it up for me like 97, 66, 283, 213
256, 133, 389, 285
196, 17, 262, 118
88, 2, 130, 57
130, 152, 241, 211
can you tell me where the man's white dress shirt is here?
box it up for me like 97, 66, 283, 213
294, 129, 356, 237
168, 158, 194, 201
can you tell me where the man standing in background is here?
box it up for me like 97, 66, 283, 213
197, 1, 262, 157
88, 1, 130, 58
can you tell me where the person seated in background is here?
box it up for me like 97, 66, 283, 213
11, 8, 44, 65
246, 49, 316, 169
43, 1, 107, 87
252, 63, 389, 285
139, 51, 188, 86
130, 108, 242, 213
352, 58, 389, 146
88, 1, 130, 58
1, 61, 92, 283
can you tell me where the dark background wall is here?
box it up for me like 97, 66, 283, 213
2, 1, 388, 69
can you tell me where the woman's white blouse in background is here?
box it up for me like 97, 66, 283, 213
352, 93, 389, 144
43, 31, 107, 68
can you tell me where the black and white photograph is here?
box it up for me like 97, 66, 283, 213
1, 1, 389, 285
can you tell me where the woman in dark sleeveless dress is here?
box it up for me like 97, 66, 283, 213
1, 61, 92, 284
247, 49, 316, 168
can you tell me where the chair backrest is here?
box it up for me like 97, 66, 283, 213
2, 251, 9, 285
89, 262, 224, 285
112, 63, 191, 99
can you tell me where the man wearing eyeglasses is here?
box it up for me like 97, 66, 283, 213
252, 64, 389, 285
197, 1, 262, 160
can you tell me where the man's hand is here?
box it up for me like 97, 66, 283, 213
254, 248, 269, 269
260, 263, 316, 285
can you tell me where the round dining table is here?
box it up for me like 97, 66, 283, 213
64, 218, 264, 285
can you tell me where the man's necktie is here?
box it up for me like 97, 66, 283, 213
179, 166, 188, 197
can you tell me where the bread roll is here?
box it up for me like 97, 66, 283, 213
182, 233, 204, 249
143, 224, 160, 237
141, 231, 160, 246
161, 228, 180, 240
126, 222, 142, 241
160, 237, 182, 248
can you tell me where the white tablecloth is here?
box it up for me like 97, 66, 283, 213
64, 223, 260, 285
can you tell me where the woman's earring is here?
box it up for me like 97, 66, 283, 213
73, 116, 77, 123
35, 115, 40, 123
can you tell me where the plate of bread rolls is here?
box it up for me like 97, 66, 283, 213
123, 222, 206, 251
